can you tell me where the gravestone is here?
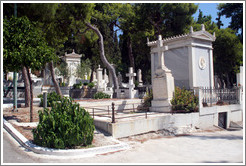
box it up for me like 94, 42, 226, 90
137, 69, 143, 87
237, 66, 243, 87
62, 49, 82, 86
147, 35, 175, 112
96, 65, 104, 91
149, 24, 216, 89
118, 72, 123, 87
104, 69, 109, 83
126, 67, 136, 99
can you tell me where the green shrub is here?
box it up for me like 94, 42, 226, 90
143, 89, 153, 108
33, 97, 95, 149
171, 87, 198, 112
59, 82, 66, 87
83, 82, 88, 86
38, 92, 62, 107
73, 82, 82, 89
93, 92, 111, 99
88, 82, 95, 89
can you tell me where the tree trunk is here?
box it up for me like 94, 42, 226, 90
86, 23, 119, 94
90, 68, 94, 83
127, 36, 135, 70
26, 67, 33, 122
22, 66, 30, 107
48, 61, 62, 96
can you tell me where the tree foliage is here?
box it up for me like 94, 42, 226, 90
3, 16, 56, 72
218, 3, 243, 40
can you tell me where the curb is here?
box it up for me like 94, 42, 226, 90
3, 118, 129, 157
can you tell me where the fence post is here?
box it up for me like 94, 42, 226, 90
93, 108, 95, 119
210, 87, 212, 106
112, 102, 115, 123
133, 104, 135, 112
43, 92, 47, 109
145, 108, 147, 119
108, 105, 109, 115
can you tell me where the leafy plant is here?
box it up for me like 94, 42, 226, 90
143, 89, 153, 108
38, 92, 62, 107
73, 82, 82, 89
88, 82, 95, 89
93, 92, 111, 99
59, 82, 66, 87
33, 97, 95, 149
171, 87, 198, 112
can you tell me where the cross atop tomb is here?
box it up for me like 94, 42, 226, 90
157, 35, 168, 71
126, 67, 136, 86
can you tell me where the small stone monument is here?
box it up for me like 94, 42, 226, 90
126, 67, 136, 99
147, 35, 175, 112
118, 72, 123, 87
137, 69, 143, 87
104, 69, 109, 84
96, 65, 104, 91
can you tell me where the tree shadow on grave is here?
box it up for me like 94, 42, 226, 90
202, 160, 243, 163
185, 134, 243, 141
117, 100, 127, 113
3, 115, 21, 122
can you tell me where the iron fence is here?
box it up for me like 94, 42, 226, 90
200, 87, 241, 107
83, 102, 151, 123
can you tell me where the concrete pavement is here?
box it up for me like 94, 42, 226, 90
2, 122, 244, 164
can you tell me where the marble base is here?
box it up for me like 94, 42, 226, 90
150, 99, 171, 112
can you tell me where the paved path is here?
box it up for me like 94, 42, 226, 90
2, 128, 244, 164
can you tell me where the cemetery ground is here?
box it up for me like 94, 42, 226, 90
3, 104, 244, 163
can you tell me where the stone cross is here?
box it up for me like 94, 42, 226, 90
137, 69, 143, 86
126, 67, 136, 98
156, 35, 168, 71
151, 35, 169, 74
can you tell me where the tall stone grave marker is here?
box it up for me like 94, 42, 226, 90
137, 69, 143, 86
237, 66, 243, 87
126, 67, 136, 99
62, 49, 82, 86
150, 25, 216, 89
96, 65, 104, 91
147, 35, 175, 112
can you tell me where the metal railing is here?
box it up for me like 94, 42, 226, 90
200, 87, 241, 107
84, 102, 151, 123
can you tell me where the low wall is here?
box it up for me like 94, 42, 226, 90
70, 88, 97, 98
42, 86, 70, 97
93, 103, 242, 138
199, 104, 243, 129
77, 99, 144, 111
94, 113, 200, 138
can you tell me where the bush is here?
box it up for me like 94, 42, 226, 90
171, 87, 198, 112
33, 97, 95, 149
93, 92, 111, 99
88, 82, 95, 89
143, 89, 153, 108
38, 92, 62, 107
83, 82, 88, 86
73, 82, 82, 89
59, 82, 66, 87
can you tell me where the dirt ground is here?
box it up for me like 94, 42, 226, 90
2, 105, 227, 149
3, 106, 118, 148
